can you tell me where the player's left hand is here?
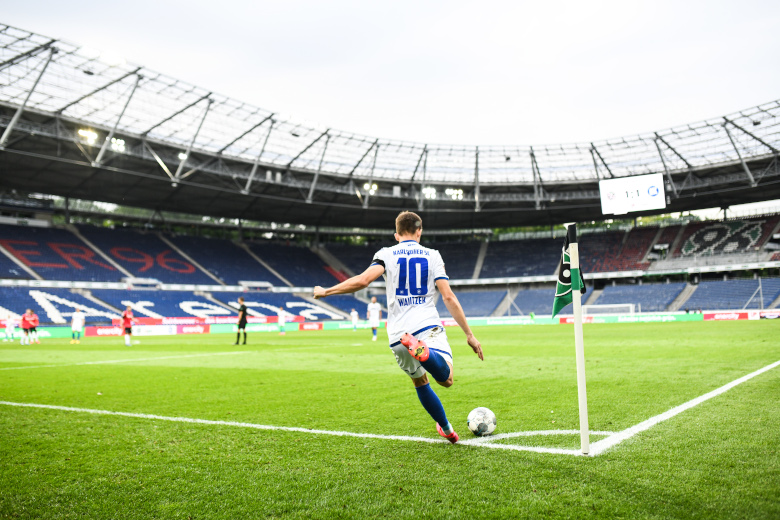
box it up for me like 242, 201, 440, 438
313, 286, 327, 299
467, 333, 483, 360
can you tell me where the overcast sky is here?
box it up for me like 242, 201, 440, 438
4, 0, 779, 147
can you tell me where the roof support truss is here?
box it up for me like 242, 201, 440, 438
307, 134, 331, 204
590, 143, 614, 178
723, 123, 757, 187
418, 149, 428, 211
0, 46, 56, 148
94, 73, 141, 166
141, 93, 211, 136
529, 147, 545, 210
653, 137, 678, 198
56, 67, 141, 114
0, 39, 56, 72
723, 117, 778, 155
361, 143, 379, 209
242, 119, 276, 193
174, 99, 213, 180
474, 147, 481, 212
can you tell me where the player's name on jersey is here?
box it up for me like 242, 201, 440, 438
392, 248, 430, 256
397, 296, 427, 306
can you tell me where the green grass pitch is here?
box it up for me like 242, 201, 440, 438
1, 321, 778, 519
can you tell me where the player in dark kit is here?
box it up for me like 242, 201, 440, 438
234, 296, 247, 345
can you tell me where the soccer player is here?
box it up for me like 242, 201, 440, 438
71, 308, 85, 344
278, 309, 286, 336
234, 297, 247, 345
314, 211, 482, 443
367, 297, 382, 341
350, 308, 359, 331
3, 314, 16, 342
21, 309, 40, 345
121, 306, 134, 347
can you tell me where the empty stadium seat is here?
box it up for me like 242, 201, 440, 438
592, 283, 687, 312
77, 226, 215, 284
436, 290, 506, 317
0, 287, 119, 324
480, 238, 560, 278
247, 242, 338, 287
683, 279, 780, 310
0, 224, 120, 282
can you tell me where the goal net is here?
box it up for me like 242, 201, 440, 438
582, 303, 636, 316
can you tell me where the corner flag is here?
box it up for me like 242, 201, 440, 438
551, 230, 586, 318
552, 224, 590, 455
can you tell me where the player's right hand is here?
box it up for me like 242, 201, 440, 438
313, 286, 326, 299
467, 333, 483, 360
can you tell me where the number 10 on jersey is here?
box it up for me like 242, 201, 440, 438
396, 257, 429, 296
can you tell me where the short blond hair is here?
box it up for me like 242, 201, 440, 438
395, 211, 422, 236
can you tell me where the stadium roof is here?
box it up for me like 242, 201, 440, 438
1, 23, 779, 229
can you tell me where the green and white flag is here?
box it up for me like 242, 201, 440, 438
551, 233, 586, 318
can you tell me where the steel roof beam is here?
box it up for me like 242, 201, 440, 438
361, 143, 379, 209
418, 149, 428, 211
590, 143, 614, 178
94, 74, 142, 166
723, 117, 778, 155
653, 137, 678, 198
654, 133, 692, 169
307, 134, 331, 204
287, 129, 329, 168
723, 123, 757, 187
218, 114, 274, 155
474, 146, 481, 212
0, 39, 56, 72
0, 47, 56, 148
56, 68, 141, 114
409, 145, 427, 185
174, 99, 213, 180
141, 93, 211, 136
347, 139, 379, 179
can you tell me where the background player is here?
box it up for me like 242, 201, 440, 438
122, 306, 134, 347
234, 297, 247, 345
21, 309, 40, 345
3, 314, 16, 342
350, 308, 359, 331
71, 308, 85, 344
314, 211, 482, 443
278, 309, 286, 336
366, 297, 382, 341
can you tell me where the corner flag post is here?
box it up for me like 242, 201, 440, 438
567, 223, 590, 455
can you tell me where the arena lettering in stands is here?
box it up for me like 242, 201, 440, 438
109, 248, 195, 273
0, 240, 115, 271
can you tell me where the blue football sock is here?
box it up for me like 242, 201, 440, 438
373, 329, 377, 337
420, 349, 451, 383
415, 383, 449, 429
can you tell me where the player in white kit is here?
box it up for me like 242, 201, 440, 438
314, 211, 482, 443
350, 309, 359, 331
71, 308, 85, 344
3, 314, 16, 342
366, 297, 382, 341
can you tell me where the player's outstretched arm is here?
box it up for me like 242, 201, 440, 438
313, 264, 385, 299
436, 278, 483, 360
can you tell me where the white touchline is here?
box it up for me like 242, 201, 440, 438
0, 351, 252, 371
0, 400, 588, 455
589, 359, 780, 457
0, 359, 776, 457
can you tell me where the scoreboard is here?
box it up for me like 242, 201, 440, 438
599, 173, 666, 215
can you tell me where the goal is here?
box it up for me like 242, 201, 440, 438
582, 303, 636, 316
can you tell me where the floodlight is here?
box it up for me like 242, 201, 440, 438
77, 129, 98, 145
178, 152, 187, 160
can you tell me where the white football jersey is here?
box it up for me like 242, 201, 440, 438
350, 310, 359, 323
71, 311, 85, 330
367, 302, 382, 321
371, 240, 448, 345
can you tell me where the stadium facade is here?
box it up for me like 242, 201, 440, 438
0, 23, 779, 331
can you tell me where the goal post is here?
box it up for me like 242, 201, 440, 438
582, 303, 636, 316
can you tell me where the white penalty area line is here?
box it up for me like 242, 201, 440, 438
589, 359, 780, 457
0, 351, 252, 371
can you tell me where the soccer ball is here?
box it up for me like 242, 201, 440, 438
467, 407, 497, 436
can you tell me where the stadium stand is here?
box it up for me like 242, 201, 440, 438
0, 287, 118, 324
479, 238, 560, 278
682, 278, 780, 310
511, 285, 594, 316
325, 243, 382, 275
0, 224, 119, 281
0, 251, 28, 279
436, 290, 506, 317
90, 289, 232, 319
578, 231, 626, 273
433, 242, 481, 279
210, 292, 344, 320
166, 234, 283, 285
591, 283, 687, 312
610, 227, 657, 271
772, 252, 780, 262
77, 226, 214, 284
247, 242, 338, 287
653, 225, 682, 253
674, 216, 780, 257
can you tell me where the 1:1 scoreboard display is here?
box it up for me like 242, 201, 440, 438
599, 173, 666, 215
